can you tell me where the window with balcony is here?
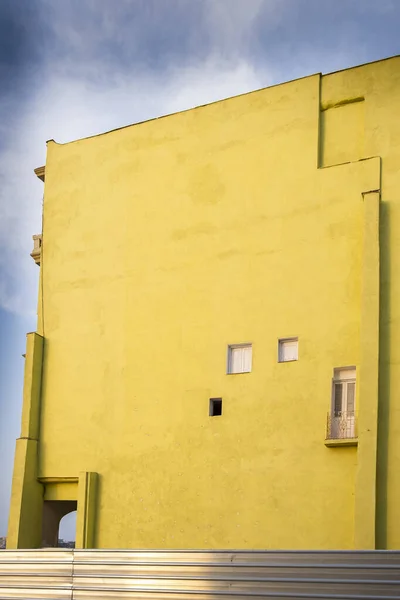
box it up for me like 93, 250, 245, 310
326, 367, 357, 445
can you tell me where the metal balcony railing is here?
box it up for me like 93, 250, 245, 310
326, 411, 357, 440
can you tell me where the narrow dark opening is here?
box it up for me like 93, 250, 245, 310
209, 398, 222, 416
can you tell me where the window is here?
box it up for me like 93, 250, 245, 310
278, 338, 298, 362
327, 367, 357, 440
227, 344, 252, 374
333, 368, 356, 416
209, 398, 222, 416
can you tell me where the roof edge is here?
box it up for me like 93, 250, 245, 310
41, 53, 400, 148
47, 72, 321, 147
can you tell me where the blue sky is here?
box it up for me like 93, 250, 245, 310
0, 0, 399, 541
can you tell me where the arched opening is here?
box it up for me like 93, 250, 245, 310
41, 500, 77, 548
58, 510, 76, 548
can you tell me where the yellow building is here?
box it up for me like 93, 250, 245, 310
7, 56, 400, 550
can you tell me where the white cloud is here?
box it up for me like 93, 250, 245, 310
203, 0, 281, 56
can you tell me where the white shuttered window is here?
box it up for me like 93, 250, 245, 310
278, 338, 299, 362
227, 344, 252, 374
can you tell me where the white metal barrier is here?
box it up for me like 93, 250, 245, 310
0, 549, 399, 599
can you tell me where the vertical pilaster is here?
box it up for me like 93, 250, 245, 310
76, 472, 98, 549
354, 190, 380, 549
7, 333, 44, 548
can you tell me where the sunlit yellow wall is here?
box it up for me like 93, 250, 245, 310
9, 56, 400, 550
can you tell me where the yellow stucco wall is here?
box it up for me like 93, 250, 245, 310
8, 56, 400, 549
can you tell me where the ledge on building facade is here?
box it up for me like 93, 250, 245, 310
30, 234, 42, 266
34, 166, 45, 182
325, 438, 358, 448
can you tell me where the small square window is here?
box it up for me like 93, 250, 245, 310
278, 338, 298, 362
227, 344, 252, 374
209, 398, 222, 416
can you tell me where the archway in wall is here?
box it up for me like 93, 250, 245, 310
58, 510, 76, 548
41, 501, 77, 548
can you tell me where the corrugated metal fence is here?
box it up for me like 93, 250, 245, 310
0, 549, 399, 599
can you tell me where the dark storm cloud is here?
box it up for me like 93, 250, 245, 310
1, 0, 399, 93
0, 0, 209, 96
22, 0, 400, 90
0, 0, 46, 93
34, 0, 211, 77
